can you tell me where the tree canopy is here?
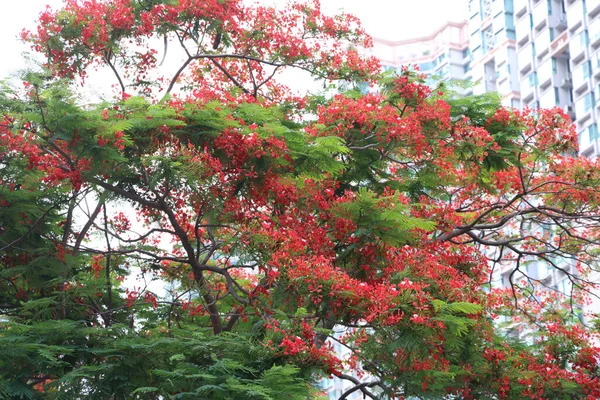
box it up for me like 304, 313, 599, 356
2, 1, 600, 399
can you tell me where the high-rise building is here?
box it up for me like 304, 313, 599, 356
467, 0, 521, 107
370, 21, 471, 91
561, 0, 600, 157
497, 0, 600, 159
514, 0, 572, 114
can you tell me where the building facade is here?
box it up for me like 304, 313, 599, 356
467, 0, 600, 158
371, 21, 471, 92
468, 0, 522, 107
562, 0, 600, 157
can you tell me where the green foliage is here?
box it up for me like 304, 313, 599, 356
333, 187, 435, 247
0, 322, 315, 399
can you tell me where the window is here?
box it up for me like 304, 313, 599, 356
581, 30, 590, 47
505, 12, 515, 30
551, 57, 557, 74
483, 27, 495, 51
583, 61, 592, 79
529, 100, 541, 109
529, 13, 534, 29
528, 72, 538, 87
549, 27, 555, 41
547, 0, 552, 15
554, 87, 560, 103
591, 123, 599, 141
584, 92, 595, 112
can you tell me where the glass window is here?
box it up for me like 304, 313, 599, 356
584, 92, 595, 112
583, 61, 592, 79
529, 13, 533, 29
547, 0, 552, 15
554, 87, 560, 103
505, 12, 515, 30
549, 27, 555, 41
528, 72, 538, 87
552, 57, 557, 74
581, 30, 590, 47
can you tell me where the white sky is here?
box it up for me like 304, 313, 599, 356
0, 0, 468, 80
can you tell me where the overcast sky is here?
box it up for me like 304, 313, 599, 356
1, 0, 468, 79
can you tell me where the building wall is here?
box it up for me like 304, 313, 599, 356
371, 21, 471, 94
468, 0, 521, 106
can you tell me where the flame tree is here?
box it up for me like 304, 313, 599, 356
1, 1, 600, 398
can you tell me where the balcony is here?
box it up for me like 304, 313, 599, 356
539, 87, 557, 108
537, 57, 554, 89
533, 28, 553, 59
569, 30, 588, 65
518, 43, 534, 74
550, 30, 569, 57
515, 0, 529, 18
593, 52, 600, 78
491, 0, 506, 17
566, 0, 584, 32
520, 79, 535, 103
497, 76, 513, 96
590, 18, 600, 49
575, 93, 594, 125
532, 0, 549, 30
516, 13, 532, 47
572, 62, 591, 94
579, 124, 597, 153
589, 0, 600, 18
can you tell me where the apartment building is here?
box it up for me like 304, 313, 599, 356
514, 0, 572, 114
471, 0, 600, 158
561, 0, 600, 157
370, 21, 471, 91
467, 0, 521, 107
